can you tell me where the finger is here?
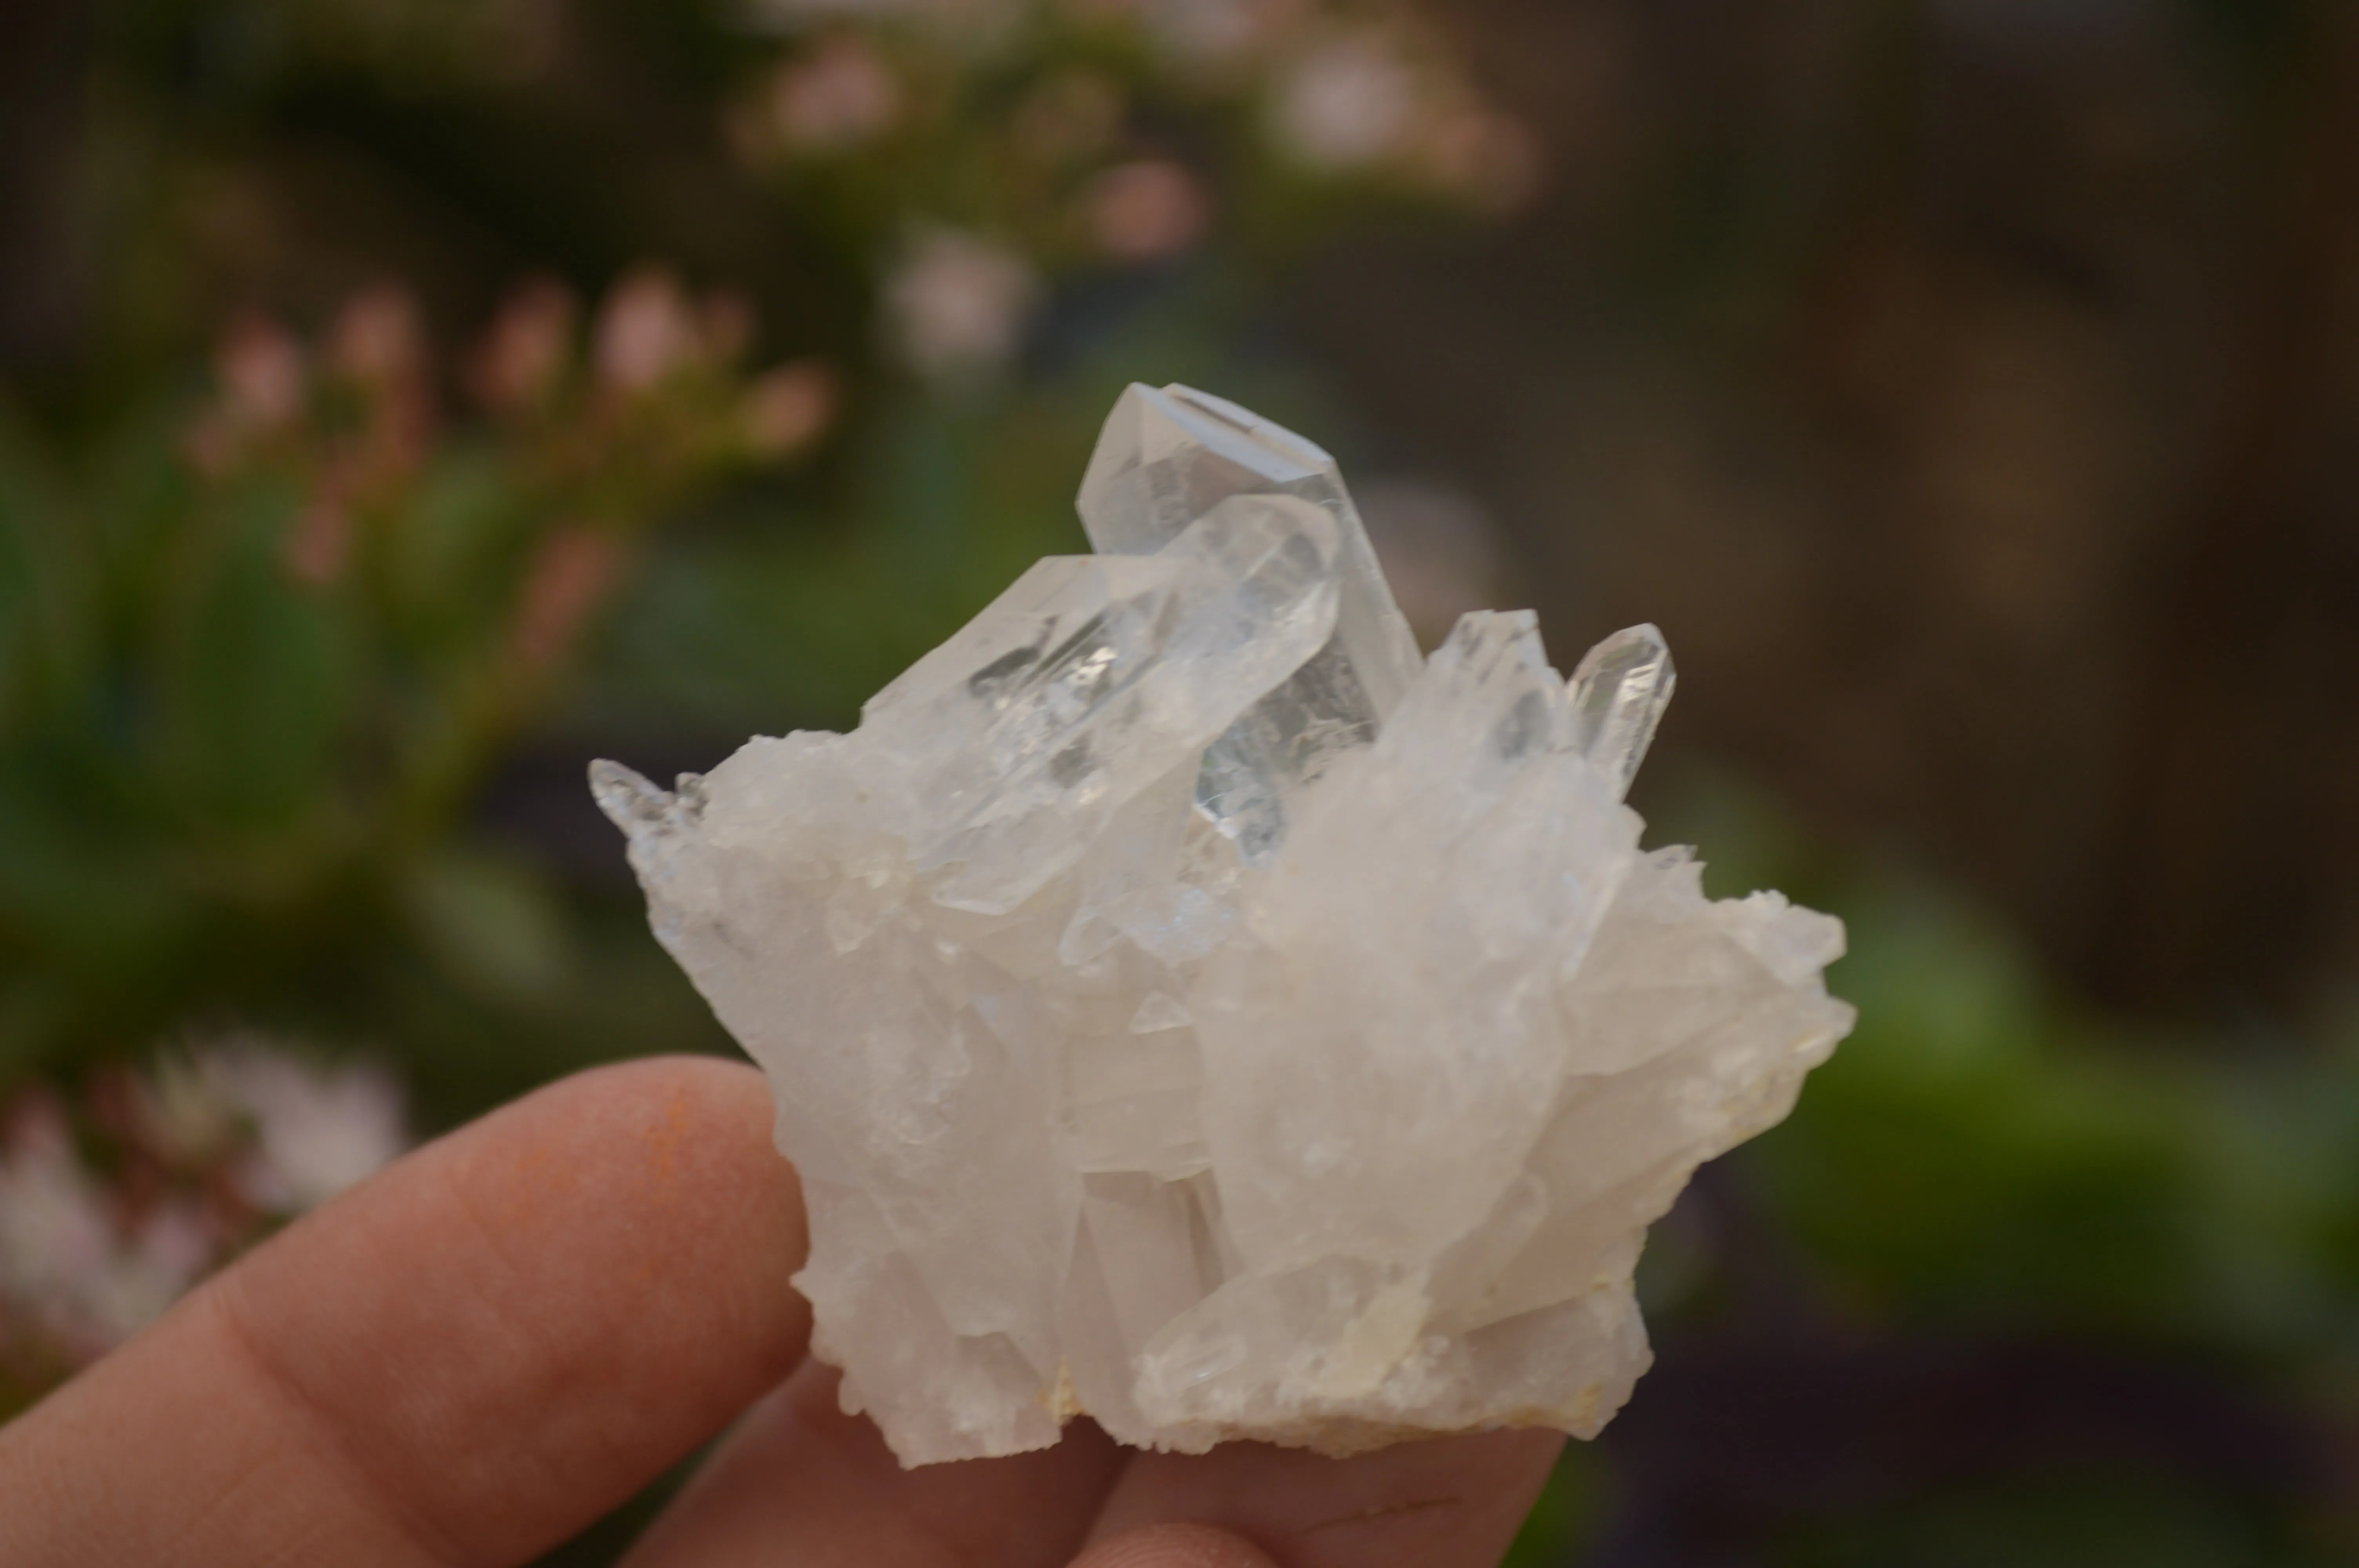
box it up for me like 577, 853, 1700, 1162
624, 1359, 1127, 1568
0, 1055, 812, 1568
1077, 1428, 1565, 1568
1070, 1523, 1280, 1568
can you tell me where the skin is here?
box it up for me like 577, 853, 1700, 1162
0, 1056, 1564, 1568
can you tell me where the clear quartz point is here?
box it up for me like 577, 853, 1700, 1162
1565, 624, 1676, 801
589, 758, 672, 828
867, 494, 1341, 913
1078, 383, 1424, 860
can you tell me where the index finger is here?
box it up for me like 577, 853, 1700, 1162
0, 1055, 812, 1568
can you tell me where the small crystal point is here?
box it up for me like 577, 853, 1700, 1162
587, 758, 673, 831
1078, 384, 1424, 858
1566, 624, 1676, 801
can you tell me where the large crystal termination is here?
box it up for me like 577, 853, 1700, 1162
594, 384, 1855, 1466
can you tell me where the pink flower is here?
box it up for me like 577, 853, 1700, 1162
0, 1042, 413, 1368
185, 314, 307, 473
767, 34, 901, 151
0, 1103, 213, 1360
214, 315, 307, 430
326, 284, 427, 394
1416, 108, 1545, 212
1086, 160, 1212, 262
1270, 34, 1417, 170
884, 227, 1038, 380
742, 359, 840, 454
595, 267, 701, 394
511, 526, 622, 670
471, 277, 579, 413
208, 1050, 409, 1214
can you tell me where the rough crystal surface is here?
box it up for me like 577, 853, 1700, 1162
596, 383, 1855, 1466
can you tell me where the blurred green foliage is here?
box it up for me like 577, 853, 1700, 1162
0, 275, 817, 1112
2, 0, 1509, 1123
5, 0, 2358, 1563
1500, 780, 2359, 1564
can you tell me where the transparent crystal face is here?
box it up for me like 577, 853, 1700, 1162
1078, 383, 1425, 860
595, 386, 1854, 1467
1565, 622, 1676, 802
855, 494, 1341, 913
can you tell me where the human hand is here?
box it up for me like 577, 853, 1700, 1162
0, 1057, 1563, 1568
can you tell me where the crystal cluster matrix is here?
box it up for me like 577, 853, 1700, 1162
595, 385, 1855, 1465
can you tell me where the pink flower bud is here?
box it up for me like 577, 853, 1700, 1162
213, 314, 307, 431
472, 276, 579, 412
1086, 160, 1212, 262
741, 359, 838, 455
595, 267, 698, 394
512, 526, 622, 669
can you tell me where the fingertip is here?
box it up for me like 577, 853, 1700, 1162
1085, 1427, 1566, 1568
626, 1364, 1130, 1568
1072, 1522, 1283, 1568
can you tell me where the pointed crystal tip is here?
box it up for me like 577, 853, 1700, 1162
589, 759, 674, 833
1565, 624, 1675, 800
1074, 382, 1425, 862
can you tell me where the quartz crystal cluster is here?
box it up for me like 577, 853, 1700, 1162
595, 384, 1855, 1466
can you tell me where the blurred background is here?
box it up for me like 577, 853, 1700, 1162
2, 0, 2357, 1560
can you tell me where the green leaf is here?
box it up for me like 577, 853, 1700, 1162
155, 483, 361, 831
396, 846, 572, 1004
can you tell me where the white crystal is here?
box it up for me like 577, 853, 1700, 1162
597, 387, 1854, 1466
